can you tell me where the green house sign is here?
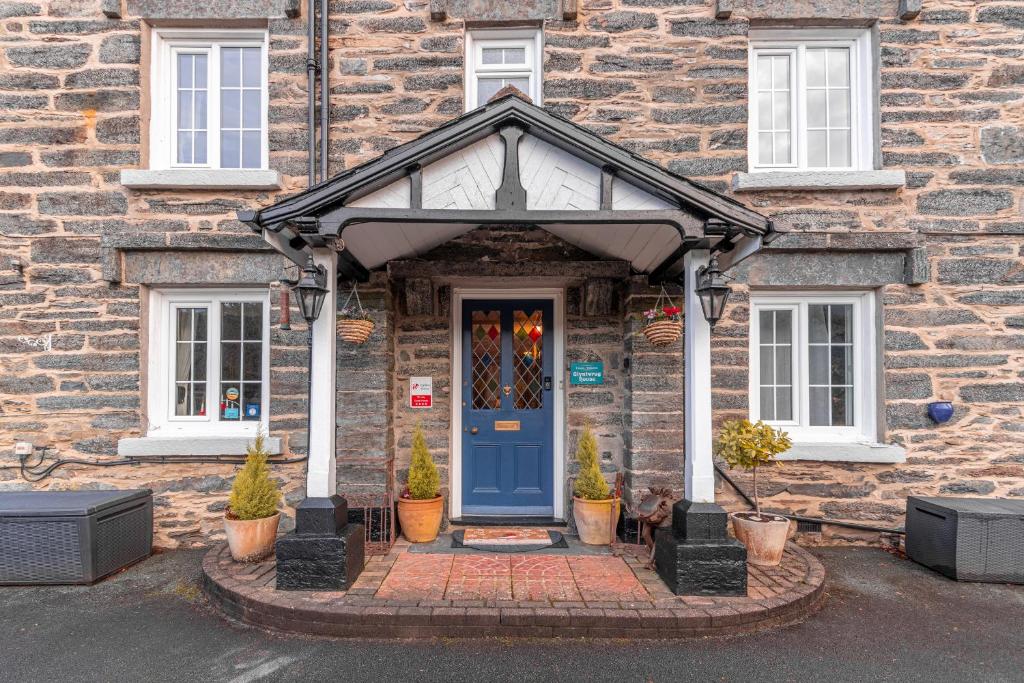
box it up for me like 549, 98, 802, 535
570, 361, 604, 386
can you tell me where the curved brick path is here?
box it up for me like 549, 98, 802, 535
202, 541, 825, 639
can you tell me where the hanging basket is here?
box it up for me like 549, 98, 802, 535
643, 319, 682, 347
337, 318, 375, 344
337, 282, 374, 344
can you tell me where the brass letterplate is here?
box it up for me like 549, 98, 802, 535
494, 420, 521, 431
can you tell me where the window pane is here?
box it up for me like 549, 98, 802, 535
505, 47, 526, 63
806, 49, 826, 87
759, 310, 774, 343
830, 304, 851, 343
828, 89, 849, 127
775, 386, 793, 421
220, 384, 241, 420
242, 383, 261, 421
242, 90, 261, 129
176, 308, 192, 340
221, 131, 240, 169
756, 55, 772, 88
177, 131, 193, 164
758, 133, 773, 164
194, 309, 208, 340
513, 310, 543, 410
508, 77, 530, 92
178, 91, 193, 129
807, 130, 827, 167
759, 346, 775, 385
221, 89, 240, 128
243, 302, 263, 340
175, 384, 190, 416
774, 132, 792, 165
178, 54, 193, 87
775, 310, 792, 343
193, 342, 207, 381
809, 387, 830, 426
195, 54, 208, 87
773, 92, 790, 130
806, 89, 827, 128
477, 78, 503, 107
243, 342, 262, 380
775, 345, 792, 388
760, 389, 775, 421
758, 92, 773, 127
831, 387, 853, 426
222, 48, 241, 87
222, 302, 242, 339
831, 345, 852, 385
481, 47, 503, 65
809, 345, 829, 385
808, 305, 828, 342
221, 341, 241, 380
193, 131, 207, 165
192, 383, 207, 417
242, 130, 261, 168
471, 310, 501, 409
176, 343, 192, 382
828, 48, 850, 86
829, 130, 851, 167
242, 47, 261, 87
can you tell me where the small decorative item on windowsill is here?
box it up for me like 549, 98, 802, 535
640, 285, 682, 347
336, 282, 374, 344
715, 419, 793, 567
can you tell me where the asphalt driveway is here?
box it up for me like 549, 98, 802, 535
0, 546, 1021, 682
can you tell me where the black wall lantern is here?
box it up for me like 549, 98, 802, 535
695, 255, 731, 327
294, 255, 329, 326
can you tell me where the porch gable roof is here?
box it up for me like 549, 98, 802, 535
239, 94, 775, 280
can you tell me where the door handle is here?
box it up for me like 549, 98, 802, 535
469, 426, 479, 435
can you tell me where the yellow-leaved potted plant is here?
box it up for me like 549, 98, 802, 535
572, 424, 619, 545
715, 419, 792, 566
397, 424, 443, 543
224, 432, 281, 562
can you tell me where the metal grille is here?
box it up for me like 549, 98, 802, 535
94, 503, 152, 579
360, 494, 395, 556
512, 309, 543, 410
0, 520, 83, 583
471, 310, 501, 409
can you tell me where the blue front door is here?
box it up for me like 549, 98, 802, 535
462, 299, 554, 516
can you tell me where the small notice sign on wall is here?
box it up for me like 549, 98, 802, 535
570, 362, 604, 386
410, 376, 433, 408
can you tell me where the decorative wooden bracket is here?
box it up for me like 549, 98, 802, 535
495, 125, 528, 211
898, 0, 922, 20
715, 0, 732, 19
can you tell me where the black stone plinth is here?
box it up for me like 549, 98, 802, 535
274, 495, 364, 591
654, 500, 748, 597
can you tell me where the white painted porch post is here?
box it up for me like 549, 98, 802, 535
683, 250, 715, 503
306, 248, 338, 498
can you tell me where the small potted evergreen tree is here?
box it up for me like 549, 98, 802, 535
224, 433, 281, 562
572, 425, 619, 545
397, 424, 443, 543
715, 419, 792, 566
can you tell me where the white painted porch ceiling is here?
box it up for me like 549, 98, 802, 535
344, 133, 681, 272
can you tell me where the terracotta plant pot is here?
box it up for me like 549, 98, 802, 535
731, 511, 790, 566
337, 318, 374, 344
397, 495, 443, 543
573, 496, 621, 545
643, 319, 682, 347
224, 511, 280, 563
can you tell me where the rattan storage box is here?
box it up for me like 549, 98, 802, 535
905, 496, 1024, 584
0, 490, 152, 585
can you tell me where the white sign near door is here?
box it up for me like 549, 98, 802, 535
410, 376, 432, 408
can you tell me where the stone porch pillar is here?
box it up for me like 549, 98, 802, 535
653, 249, 747, 597
275, 247, 364, 591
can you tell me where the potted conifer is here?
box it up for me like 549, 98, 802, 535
397, 424, 443, 543
715, 419, 793, 566
224, 433, 281, 562
572, 425, 619, 545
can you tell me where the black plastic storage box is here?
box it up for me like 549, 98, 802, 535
905, 496, 1024, 584
0, 490, 153, 585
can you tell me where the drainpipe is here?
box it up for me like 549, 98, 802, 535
319, 0, 329, 182
306, 0, 318, 186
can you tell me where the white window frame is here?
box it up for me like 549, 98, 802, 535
749, 291, 877, 444
149, 28, 270, 171
464, 28, 543, 112
748, 28, 874, 173
147, 288, 271, 437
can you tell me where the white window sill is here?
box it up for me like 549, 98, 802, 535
117, 436, 283, 458
120, 169, 283, 190
775, 442, 906, 464
732, 170, 907, 192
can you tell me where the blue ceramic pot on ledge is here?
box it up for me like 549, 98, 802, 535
927, 401, 954, 424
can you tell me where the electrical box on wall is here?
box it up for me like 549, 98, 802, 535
14, 442, 34, 457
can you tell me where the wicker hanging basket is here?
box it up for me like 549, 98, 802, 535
643, 319, 682, 347
337, 283, 374, 344
337, 318, 375, 344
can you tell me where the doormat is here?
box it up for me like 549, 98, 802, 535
452, 528, 568, 553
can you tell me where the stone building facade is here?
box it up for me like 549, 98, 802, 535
1, 0, 1022, 547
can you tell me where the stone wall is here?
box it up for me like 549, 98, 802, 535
1, 0, 1023, 545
